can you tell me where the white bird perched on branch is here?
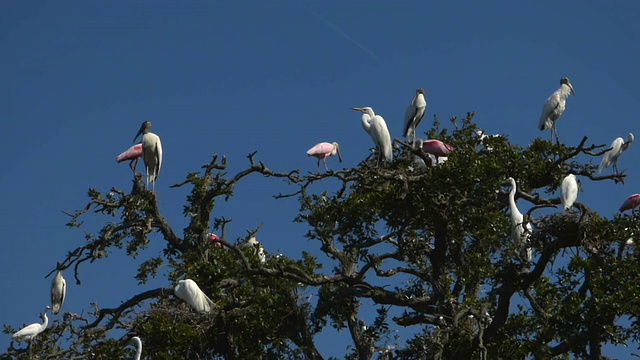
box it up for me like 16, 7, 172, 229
598, 133, 634, 175
50, 261, 66, 315
351, 107, 392, 165
174, 279, 214, 313
560, 174, 578, 211
129, 336, 143, 360
505, 177, 532, 262
248, 236, 266, 264
403, 88, 426, 143
538, 77, 576, 144
133, 121, 163, 193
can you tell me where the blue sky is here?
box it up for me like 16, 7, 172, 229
1, 1, 640, 357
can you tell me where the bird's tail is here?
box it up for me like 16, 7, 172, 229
538, 119, 552, 131
597, 157, 608, 173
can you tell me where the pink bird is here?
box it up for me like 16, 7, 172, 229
619, 194, 640, 212
422, 139, 453, 159
208, 233, 225, 248
306, 142, 343, 173
116, 144, 143, 174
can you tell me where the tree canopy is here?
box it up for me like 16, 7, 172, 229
3, 113, 640, 359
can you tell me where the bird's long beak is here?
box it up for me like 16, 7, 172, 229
350, 107, 364, 112
336, 146, 343, 163
133, 123, 145, 144
568, 83, 576, 96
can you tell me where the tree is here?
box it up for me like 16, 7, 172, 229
3, 113, 640, 359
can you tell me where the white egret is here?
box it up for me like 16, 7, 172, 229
476, 130, 501, 152
351, 107, 392, 165
506, 177, 532, 262
248, 236, 266, 264
50, 261, 66, 315
12, 306, 51, 343
129, 336, 142, 360
174, 279, 214, 313
538, 77, 576, 143
133, 121, 163, 193
598, 133, 634, 175
403, 88, 426, 143
560, 174, 578, 211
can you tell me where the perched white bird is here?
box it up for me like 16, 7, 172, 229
506, 177, 532, 262
598, 133, 634, 175
538, 77, 576, 143
560, 174, 578, 211
129, 336, 142, 360
12, 306, 51, 342
174, 279, 214, 313
50, 262, 66, 315
403, 88, 427, 143
248, 236, 266, 264
133, 121, 163, 193
351, 107, 392, 165
476, 130, 502, 152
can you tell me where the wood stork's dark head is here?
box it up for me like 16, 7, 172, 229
133, 121, 152, 143
416, 88, 425, 95
560, 77, 576, 96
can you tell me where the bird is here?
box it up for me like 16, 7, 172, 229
560, 174, 578, 211
129, 336, 142, 360
12, 306, 51, 342
476, 130, 502, 152
403, 88, 427, 143
598, 133, 634, 175
619, 194, 640, 213
306, 142, 343, 173
351, 107, 392, 165
247, 236, 266, 264
116, 143, 143, 174
538, 77, 576, 143
50, 261, 66, 315
421, 139, 453, 161
174, 279, 214, 313
133, 121, 163, 193
506, 177, 532, 262
208, 233, 225, 249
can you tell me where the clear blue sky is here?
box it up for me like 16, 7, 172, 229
1, 1, 639, 357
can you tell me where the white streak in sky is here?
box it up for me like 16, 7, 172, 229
310, 10, 381, 61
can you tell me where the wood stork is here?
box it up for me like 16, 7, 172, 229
50, 261, 66, 315
560, 174, 578, 211
12, 306, 51, 342
619, 194, 640, 213
403, 88, 426, 143
351, 107, 392, 165
248, 236, 266, 264
306, 142, 343, 173
133, 121, 163, 193
598, 133, 634, 175
116, 143, 143, 174
129, 336, 142, 360
174, 279, 214, 313
538, 77, 576, 143
506, 177, 532, 262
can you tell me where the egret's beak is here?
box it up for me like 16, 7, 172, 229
336, 145, 343, 163
568, 83, 576, 96
351, 107, 364, 112
133, 123, 146, 143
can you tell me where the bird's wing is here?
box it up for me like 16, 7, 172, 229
155, 139, 163, 179
598, 138, 623, 172
538, 94, 560, 130
373, 117, 393, 161
403, 105, 416, 137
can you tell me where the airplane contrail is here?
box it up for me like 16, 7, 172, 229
310, 10, 381, 61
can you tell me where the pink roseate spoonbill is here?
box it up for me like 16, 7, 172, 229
598, 133, 634, 175
619, 194, 640, 212
306, 142, 343, 173
560, 174, 578, 211
174, 279, 214, 313
505, 177, 532, 262
422, 139, 453, 160
116, 144, 143, 174
403, 88, 427, 143
128, 336, 143, 360
208, 233, 225, 249
538, 77, 576, 144
133, 121, 162, 193
50, 261, 66, 315
351, 107, 392, 165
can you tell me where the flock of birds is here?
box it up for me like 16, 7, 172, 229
9, 78, 638, 359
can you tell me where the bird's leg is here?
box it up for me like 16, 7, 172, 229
323, 158, 330, 172
316, 159, 321, 174
613, 162, 619, 176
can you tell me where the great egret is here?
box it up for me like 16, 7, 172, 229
351, 107, 392, 165
560, 174, 578, 211
248, 236, 266, 264
306, 142, 343, 173
598, 133, 634, 175
50, 261, 66, 315
538, 77, 576, 143
506, 177, 532, 262
619, 194, 640, 213
116, 143, 143, 174
12, 306, 51, 342
174, 279, 214, 313
133, 121, 163, 193
129, 336, 142, 360
403, 88, 426, 143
